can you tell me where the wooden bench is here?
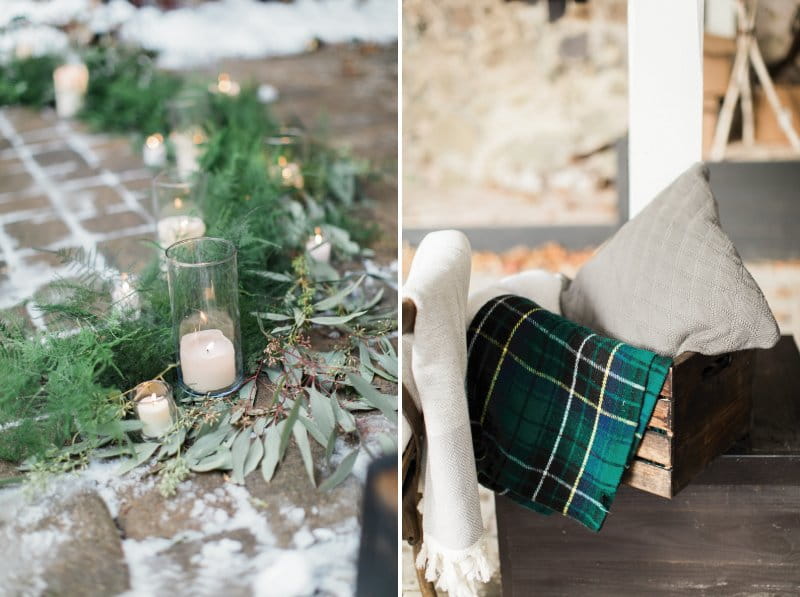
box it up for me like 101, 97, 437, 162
496, 336, 800, 595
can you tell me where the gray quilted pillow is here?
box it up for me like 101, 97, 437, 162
561, 162, 780, 357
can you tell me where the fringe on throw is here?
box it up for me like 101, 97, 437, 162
415, 532, 496, 597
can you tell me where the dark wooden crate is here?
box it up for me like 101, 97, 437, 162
624, 348, 755, 498
497, 336, 800, 596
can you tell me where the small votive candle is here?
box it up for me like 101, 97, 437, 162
157, 214, 206, 248
169, 128, 205, 176
265, 129, 305, 189
111, 272, 141, 320
211, 73, 240, 97
143, 134, 167, 168
277, 156, 304, 189
306, 227, 332, 263
53, 61, 89, 119
133, 380, 176, 439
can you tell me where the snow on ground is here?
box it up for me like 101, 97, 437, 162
0, 459, 363, 596
0, 461, 150, 593
1, 0, 397, 68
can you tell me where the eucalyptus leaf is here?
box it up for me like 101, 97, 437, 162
185, 424, 232, 463
191, 448, 233, 472
283, 351, 303, 386
116, 442, 159, 476
371, 347, 398, 378
320, 350, 346, 368
278, 398, 302, 458
243, 437, 264, 478
253, 417, 268, 436
292, 421, 315, 486
160, 428, 187, 458
342, 399, 374, 412
361, 287, 385, 312
261, 420, 284, 482
308, 386, 335, 440
230, 408, 245, 425
332, 397, 356, 433
95, 419, 142, 435
314, 275, 365, 311
308, 259, 340, 282
300, 415, 328, 447
364, 359, 397, 383
249, 270, 293, 282
94, 445, 135, 460
347, 373, 397, 424
319, 449, 359, 491
231, 431, 251, 484
325, 426, 337, 461
255, 312, 292, 321
358, 341, 373, 382
239, 379, 256, 402
309, 310, 366, 326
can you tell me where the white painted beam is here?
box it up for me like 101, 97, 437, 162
628, 0, 705, 218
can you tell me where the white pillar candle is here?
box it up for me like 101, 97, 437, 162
157, 215, 206, 248
306, 227, 332, 263
180, 328, 237, 393
136, 393, 173, 438
143, 134, 167, 168
53, 63, 89, 119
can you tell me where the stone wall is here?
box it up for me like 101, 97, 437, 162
402, 0, 628, 208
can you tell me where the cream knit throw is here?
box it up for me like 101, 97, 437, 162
403, 229, 566, 596
404, 231, 491, 597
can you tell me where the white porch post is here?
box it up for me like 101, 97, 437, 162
627, 0, 705, 218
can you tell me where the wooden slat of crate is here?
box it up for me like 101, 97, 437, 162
624, 349, 755, 498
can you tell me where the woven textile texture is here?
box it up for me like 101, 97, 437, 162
466, 295, 672, 531
561, 162, 779, 357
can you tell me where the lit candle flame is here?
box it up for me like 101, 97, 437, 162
192, 130, 206, 145
278, 156, 288, 167
173, 197, 184, 210
145, 133, 163, 149
314, 226, 323, 244
218, 73, 232, 93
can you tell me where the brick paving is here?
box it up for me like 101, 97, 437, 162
0, 43, 398, 332
0, 107, 155, 328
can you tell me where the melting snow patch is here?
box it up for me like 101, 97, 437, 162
119, 0, 397, 69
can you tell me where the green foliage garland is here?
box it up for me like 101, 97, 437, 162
0, 46, 396, 492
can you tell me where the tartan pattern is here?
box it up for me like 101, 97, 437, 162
466, 295, 672, 531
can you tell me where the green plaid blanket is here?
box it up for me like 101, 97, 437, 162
466, 295, 672, 531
